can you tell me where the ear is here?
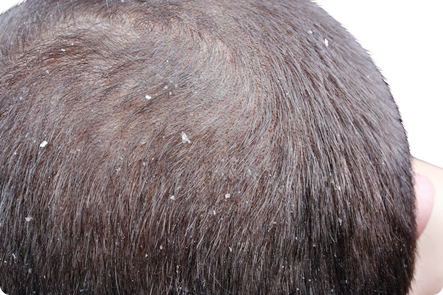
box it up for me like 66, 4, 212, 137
414, 173, 435, 237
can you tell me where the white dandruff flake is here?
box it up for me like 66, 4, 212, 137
61, 48, 66, 52
225, 194, 231, 199
324, 38, 329, 47
159, 245, 163, 250
39, 141, 48, 148
25, 217, 33, 222
45, 70, 49, 74
213, 210, 216, 215
164, 86, 168, 90
181, 132, 191, 144
338, 218, 343, 226
170, 195, 176, 200
145, 95, 152, 100
307, 30, 313, 35
229, 247, 232, 252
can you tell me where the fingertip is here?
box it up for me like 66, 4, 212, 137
414, 173, 435, 237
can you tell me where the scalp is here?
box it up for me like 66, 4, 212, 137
0, 0, 416, 294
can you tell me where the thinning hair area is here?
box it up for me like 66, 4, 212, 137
0, 0, 416, 294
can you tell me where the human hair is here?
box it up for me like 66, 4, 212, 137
0, 0, 416, 294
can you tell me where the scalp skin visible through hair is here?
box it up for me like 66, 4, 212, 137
0, 0, 416, 294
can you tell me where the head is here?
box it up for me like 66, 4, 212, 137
0, 0, 417, 294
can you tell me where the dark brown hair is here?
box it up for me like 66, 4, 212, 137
0, 0, 416, 294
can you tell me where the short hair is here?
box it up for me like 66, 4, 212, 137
0, 0, 416, 294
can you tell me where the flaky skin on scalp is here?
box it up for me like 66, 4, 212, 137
0, 0, 416, 294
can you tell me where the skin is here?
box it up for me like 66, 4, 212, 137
412, 158, 443, 295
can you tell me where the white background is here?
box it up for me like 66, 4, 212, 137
1, 0, 442, 167
314, 0, 443, 169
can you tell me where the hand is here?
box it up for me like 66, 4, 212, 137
410, 159, 443, 295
